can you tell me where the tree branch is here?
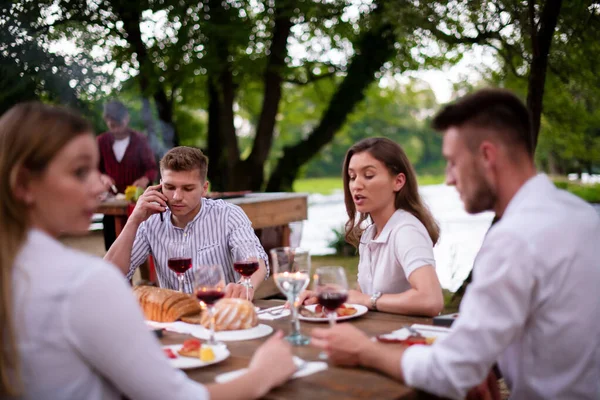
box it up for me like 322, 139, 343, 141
265, 0, 397, 191
284, 70, 337, 86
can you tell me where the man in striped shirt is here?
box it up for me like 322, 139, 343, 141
105, 146, 269, 299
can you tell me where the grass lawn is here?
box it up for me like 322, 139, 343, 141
293, 175, 446, 195
553, 180, 600, 203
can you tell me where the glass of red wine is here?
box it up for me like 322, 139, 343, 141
233, 244, 259, 301
194, 264, 226, 345
168, 241, 192, 292
314, 266, 348, 358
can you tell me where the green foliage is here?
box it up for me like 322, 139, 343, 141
292, 78, 446, 178
293, 177, 342, 195
554, 180, 600, 203
327, 226, 356, 257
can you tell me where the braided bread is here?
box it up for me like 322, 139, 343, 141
200, 298, 258, 331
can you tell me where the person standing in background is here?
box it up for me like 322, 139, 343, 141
97, 100, 158, 250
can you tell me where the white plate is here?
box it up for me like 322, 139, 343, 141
298, 304, 368, 322
163, 344, 229, 369
146, 321, 274, 342
378, 324, 451, 341
189, 323, 274, 342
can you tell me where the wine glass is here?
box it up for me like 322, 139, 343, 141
270, 247, 311, 346
167, 241, 192, 292
232, 243, 259, 301
314, 266, 348, 359
194, 264, 226, 346
314, 266, 349, 327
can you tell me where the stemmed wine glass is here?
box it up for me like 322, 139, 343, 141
314, 266, 349, 327
167, 241, 192, 292
270, 247, 311, 346
194, 264, 226, 346
314, 266, 348, 359
232, 243, 259, 301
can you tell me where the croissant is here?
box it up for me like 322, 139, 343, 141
200, 298, 258, 331
133, 286, 202, 323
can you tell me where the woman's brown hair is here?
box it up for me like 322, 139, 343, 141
0, 102, 91, 396
342, 137, 440, 248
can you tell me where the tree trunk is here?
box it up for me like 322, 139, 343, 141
527, 0, 563, 152
242, 0, 294, 190
207, 80, 229, 191
266, 3, 397, 192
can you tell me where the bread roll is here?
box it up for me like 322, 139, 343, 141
133, 286, 202, 323
200, 298, 258, 331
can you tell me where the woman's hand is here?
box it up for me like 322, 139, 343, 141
347, 289, 370, 308
286, 290, 318, 308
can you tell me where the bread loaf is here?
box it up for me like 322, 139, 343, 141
133, 286, 202, 323
200, 298, 258, 331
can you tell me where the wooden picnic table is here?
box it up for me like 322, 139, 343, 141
160, 299, 441, 399
96, 192, 308, 239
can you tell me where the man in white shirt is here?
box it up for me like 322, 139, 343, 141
311, 88, 600, 399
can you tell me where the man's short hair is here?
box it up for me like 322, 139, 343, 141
103, 100, 129, 124
160, 146, 208, 181
432, 88, 533, 155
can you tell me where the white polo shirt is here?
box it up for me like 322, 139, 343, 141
357, 209, 436, 295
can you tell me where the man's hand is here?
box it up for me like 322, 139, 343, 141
311, 324, 373, 367
100, 174, 116, 191
466, 370, 501, 400
132, 176, 150, 188
128, 184, 167, 225
225, 283, 254, 301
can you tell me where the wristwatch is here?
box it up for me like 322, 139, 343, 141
370, 291, 382, 311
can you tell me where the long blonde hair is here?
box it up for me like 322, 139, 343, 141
342, 137, 440, 248
0, 103, 92, 396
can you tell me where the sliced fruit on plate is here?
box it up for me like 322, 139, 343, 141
163, 348, 177, 359
178, 339, 202, 357
200, 346, 216, 362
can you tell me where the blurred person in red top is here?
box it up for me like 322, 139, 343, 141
97, 100, 158, 249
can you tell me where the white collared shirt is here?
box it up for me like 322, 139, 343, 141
402, 174, 600, 399
357, 209, 436, 295
12, 229, 208, 399
112, 135, 130, 162
129, 198, 269, 293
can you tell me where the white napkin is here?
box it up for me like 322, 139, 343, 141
214, 357, 327, 383
378, 324, 451, 341
257, 307, 291, 320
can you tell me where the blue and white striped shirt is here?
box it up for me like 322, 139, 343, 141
127, 198, 269, 293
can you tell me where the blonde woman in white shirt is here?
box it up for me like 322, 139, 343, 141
300, 137, 444, 317
0, 102, 295, 399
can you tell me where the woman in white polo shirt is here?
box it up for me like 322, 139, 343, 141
301, 137, 444, 316
0, 102, 295, 399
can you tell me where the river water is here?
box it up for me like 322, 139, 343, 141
297, 185, 600, 292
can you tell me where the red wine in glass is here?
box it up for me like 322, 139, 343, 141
168, 257, 192, 274
196, 289, 225, 305
317, 292, 348, 311
233, 260, 259, 277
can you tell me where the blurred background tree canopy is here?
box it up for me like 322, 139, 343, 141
1, 0, 599, 190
